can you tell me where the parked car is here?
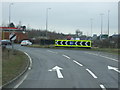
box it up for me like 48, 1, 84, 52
21, 40, 32, 46
1, 40, 12, 45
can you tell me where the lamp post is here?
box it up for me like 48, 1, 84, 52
108, 10, 110, 36
8, 3, 13, 37
100, 13, 104, 35
9, 3, 13, 25
90, 18, 93, 37
46, 8, 51, 39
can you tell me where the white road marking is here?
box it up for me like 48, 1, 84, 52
99, 55, 118, 62
47, 50, 58, 54
85, 52, 118, 62
24, 52, 32, 70
100, 84, 106, 90
108, 65, 120, 73
86, 69, 98, 78
73, 60, 83, 66
14, 73, 28, 88
48, 66, 63, 79
62, 54, 71, 59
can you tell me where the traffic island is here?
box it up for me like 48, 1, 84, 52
2, 48, 29, 86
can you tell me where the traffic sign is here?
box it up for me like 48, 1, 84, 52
9, 33, 16, 41
55, 40, 91, 47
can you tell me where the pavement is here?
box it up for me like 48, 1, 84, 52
5, 44, 119, 89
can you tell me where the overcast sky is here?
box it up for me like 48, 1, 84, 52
1, 0, 119, 36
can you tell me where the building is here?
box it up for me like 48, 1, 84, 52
0, 27, 28, 43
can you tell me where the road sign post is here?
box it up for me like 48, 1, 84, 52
9, 33, 16, 54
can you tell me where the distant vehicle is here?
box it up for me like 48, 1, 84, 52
1, 40, 12, 45
98, 34, 108, 41
21, 40, 32, 46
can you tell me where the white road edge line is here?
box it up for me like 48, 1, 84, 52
73, 60, 83, 66
14, 73, 28, 88
100, 84, 106, 90
62, 54, 71, 59
24, 52, 32, 70
14, 52, 32, 88
85, 52, 118, 62
86, 69, 98, 78
47, 50, 58, 54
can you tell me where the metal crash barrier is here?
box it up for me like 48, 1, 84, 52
55, 40, 91, 48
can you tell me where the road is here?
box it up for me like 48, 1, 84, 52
6, 45, 119, 89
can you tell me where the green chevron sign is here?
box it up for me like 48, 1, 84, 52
55, 40, 91, 47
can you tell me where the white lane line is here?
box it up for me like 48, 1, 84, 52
99, 55, 118, 62
24, 52, 32, 70
86, 69, 98, 78
47, 50, 58, 54
73, 60, 83, 66
100, 84, 106, 90
62, 54, 71, 59
14, 73, 28, 88
85, 52, 118, 62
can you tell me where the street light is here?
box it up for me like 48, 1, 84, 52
90, 18, 93, 37
46, 8, 51, 39
108, 10, 110, 36
9, 3, 13, 25
100, 13, 104, 35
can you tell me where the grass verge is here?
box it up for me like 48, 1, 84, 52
2, 48, 29, 85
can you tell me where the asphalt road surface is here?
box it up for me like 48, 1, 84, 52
6, 45, 119, 89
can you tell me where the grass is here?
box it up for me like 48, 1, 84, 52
2, 48, 29, 85
27, 44, 119, 55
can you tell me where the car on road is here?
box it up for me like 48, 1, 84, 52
1, 40, 12, 45
21, 40, 32, 46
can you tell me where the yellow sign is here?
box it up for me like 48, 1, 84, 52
55, 40, 91, 47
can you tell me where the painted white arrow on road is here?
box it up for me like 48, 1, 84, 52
48, 66, 64, 78
108, 66, 120, 73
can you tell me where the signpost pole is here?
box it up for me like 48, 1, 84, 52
12, 40, 14, 54
9, 32, 16, 55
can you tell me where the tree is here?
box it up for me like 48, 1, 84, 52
76, 29, 83, 37
8, 22, 15, 27
20, 26, 26, 31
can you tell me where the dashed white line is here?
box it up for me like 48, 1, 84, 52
100, 84, 106, 90
73, 60, 83, 66
62, 54, 71, 59
86, 69, 98, 78
85, 52, 118, 62
47, 50, 58, 54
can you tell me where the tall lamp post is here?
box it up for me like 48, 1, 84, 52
100, 13, 104, 35
46, 8, 51, 39
90, 18, 93, 37
9, 3, 13, 36
108, 10, 110, 36
9, 3, 13, 25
